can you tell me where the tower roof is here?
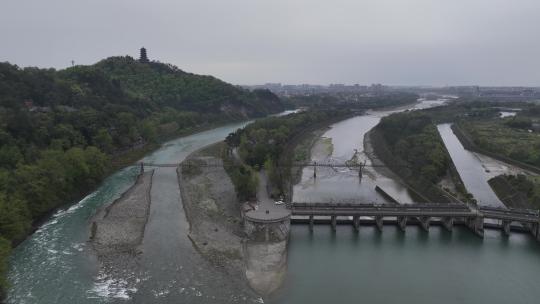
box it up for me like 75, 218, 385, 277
139, 47, 149, 63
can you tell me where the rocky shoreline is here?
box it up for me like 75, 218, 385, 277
176, 143, 258, 295
178, 142, 292, 298
90, 170, 154, 254
87, 170, 155, 299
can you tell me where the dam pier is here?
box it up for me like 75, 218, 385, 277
139, 162, 540, 242
289, 202, 540, 240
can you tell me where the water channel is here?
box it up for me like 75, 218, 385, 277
293, 99, 447, 205
437, 124, 504, 207
7, 101, 540, 303
7, 122, 254, 303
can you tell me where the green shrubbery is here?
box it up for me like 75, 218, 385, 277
226, 110, 350, 197
503, 174, 540, 208
378, 112, 450, 183
459, 120, 540, 168
226, 164, 259, 202
0, 237, 10, 300
505, 117, 532, 130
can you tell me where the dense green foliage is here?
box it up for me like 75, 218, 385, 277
419, 99, 540, 169
226, 110, 350, 197
504, 117, 532, 130
377, 112, 451, 183
422, 99, 507, 123
93, 57, 283, 116
227, 110, 348, 167
0, 237, 9, 300
493, 174, 540, 209
224, 162, 259, 202
0, 56, 283, 297
459, 119, 540, 168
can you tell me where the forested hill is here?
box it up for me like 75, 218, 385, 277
92, 56, 283, 115
0, 56, 284, 159
0, 56, 283, 298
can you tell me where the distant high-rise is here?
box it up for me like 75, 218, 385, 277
139, 47, 149, 63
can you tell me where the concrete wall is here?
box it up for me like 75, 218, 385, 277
244, 218, 290, 242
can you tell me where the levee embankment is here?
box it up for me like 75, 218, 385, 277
177, 144, 250, 283
178, 142, 291, 297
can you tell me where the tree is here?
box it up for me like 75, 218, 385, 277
0, 145, 23, 169
0, 194, 30, 241
140, 121, 157, 142
92, 129, 114, 153
0, 237, 11, 300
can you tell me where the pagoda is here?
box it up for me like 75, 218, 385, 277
139, 47, 149, 63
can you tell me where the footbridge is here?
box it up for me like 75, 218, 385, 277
138, 161, 396, 170
290, 202, 540, 240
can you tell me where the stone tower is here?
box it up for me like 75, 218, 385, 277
139, 47, 149, 63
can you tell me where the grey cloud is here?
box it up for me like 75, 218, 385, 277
1, 0, 539, 86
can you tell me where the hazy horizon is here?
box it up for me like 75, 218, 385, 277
2, 0, 540, 87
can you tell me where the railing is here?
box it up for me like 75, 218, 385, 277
290, 202, 540, 222
132, 161, 410, 169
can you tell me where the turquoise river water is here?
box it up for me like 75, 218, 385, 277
7, 104, 540, 303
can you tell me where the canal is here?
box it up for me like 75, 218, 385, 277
437, 123, 504, 207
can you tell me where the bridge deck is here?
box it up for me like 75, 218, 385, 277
291, 203, 540, 223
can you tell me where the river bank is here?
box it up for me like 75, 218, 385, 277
270, 98, 540, 304
177, 142, 291, 298
450, 123, 540, 207
7, 118, 264, 303
292, 110, 426, 205
176, 143, 252, 290
7, 118, 254, 255
86, 170, 154, 300
276, 112, 357, 201
90, 170, 154, 253
363, 129, 431, 203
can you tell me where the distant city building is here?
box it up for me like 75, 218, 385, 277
139, 47, 149, 63
242, 83, 540, 101
370, 83, 385, 95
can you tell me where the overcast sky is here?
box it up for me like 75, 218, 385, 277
1, 0, 539, 86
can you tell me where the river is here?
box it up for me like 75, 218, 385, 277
274, 99, 540, 303
292, 98, 448, 204
7, 122, 253, 303
269, 225, 540, 304
7, 102, 540, 303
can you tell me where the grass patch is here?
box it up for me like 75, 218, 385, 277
459, 120, 540, 168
